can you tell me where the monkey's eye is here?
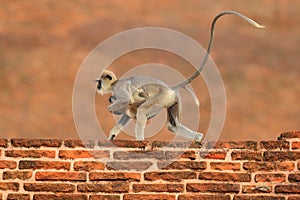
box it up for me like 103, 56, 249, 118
97, 80, 101, 90
106, 75, 112, 80
109, 95, 116, 104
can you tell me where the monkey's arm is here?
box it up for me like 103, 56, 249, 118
108, 114, 131, 140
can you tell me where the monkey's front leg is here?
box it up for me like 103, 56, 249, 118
109, 115, 130, 140
135, 107, 147, 140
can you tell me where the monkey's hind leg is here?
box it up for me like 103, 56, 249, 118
108, 115, 130, 140
167, 101, 203, 141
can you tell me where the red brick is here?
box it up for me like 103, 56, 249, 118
292, 142, 300, 150
210, 162, 240, 171
263, 151, 300, 161
255, 173, 286, 182
199, 172, 251, 182
200, 151, 227, 159
152, 141, 192, 148
7, 194, 30, 200
243, 161, 295, 172
113, 151, 164, 160
99, 140, 149, 148
178, 194, 230, 200
0, 182, 19, 191
74, 161, 104, 171
242, 185, 272, 193
157, 161, 206, 170
64, 139, 95, 148
275, 185, 300, 194
186, 183, 239, 193
89, 172, 141, 181
90, 195, 120, 200
0, 160, 17, 169
5, 150, 55, 158
0, 139, 8, 148
11, 139, 62, 147
35, 171, 86, 181
33, 194, 87, 200
233, 195, 284, 200
78, 182, 129, 193
123, 194, 176, 200
278, 131, 300, 140
24, 183, 75, 192
145, 171, 196, 181
3, 171, 32, 180
165, 151, 196, 160
132, 183, 184, 192
106, 161, 153, 171
260, 141, 290, 150
208, 141, 257, 150
289, 173, 300, 182
19, 160, 70, 170
232, 151, 262, 161
288, 197, 300, 200
59, 150, 109, 159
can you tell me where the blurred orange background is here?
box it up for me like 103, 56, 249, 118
0, 1, 299, 141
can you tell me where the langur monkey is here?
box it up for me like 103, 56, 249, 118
95, 11, 265, 141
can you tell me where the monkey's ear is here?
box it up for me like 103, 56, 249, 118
106, 75, 112, 80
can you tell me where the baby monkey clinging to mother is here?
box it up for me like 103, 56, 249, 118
95, 11, 265, 141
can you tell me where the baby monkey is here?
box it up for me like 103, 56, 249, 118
96, 11, 265, 141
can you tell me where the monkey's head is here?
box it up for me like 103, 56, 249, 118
95, 70, 117, 95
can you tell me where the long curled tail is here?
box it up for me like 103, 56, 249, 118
172, 11, 265, 90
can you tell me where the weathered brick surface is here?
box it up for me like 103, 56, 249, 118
233, 196, 285, 200
260, 140, 290, 150
19, 160, 70, 170
74, 161, 105, 171
7, 194, 30, 200
264, 151, 300, 161
89, 172, 141, 181
106, 161, 153, 171
0, 160, 17, 169
64, 139, 95, 148
3, 171, 32, 180
144, 171, 196, 181
11, 138, 62, 147
0, 139, 8, 148
243, 161, 295, 172
242, 185, 272, 193
232, 151, 263, 161
255, 173, 286, 182
186, 183, 239, 193
210, 162, 240, 171
132, 183, 184, 193
33, 194, 87, 200
199, 172, 251, 182
0, 133, 299, 199
178, 194, 231, 200
157, 161, 206, 170
90, 195, 120, 200
5, 150, 55, 158
59, 150, 109, 159
78, 182, 129, 193
24, 183, 75, 192
35, 172, 86, 181
0, 182, 19, 191
123, 194, 176, 200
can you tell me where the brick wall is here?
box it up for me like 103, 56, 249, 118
0, 131, 299, 200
